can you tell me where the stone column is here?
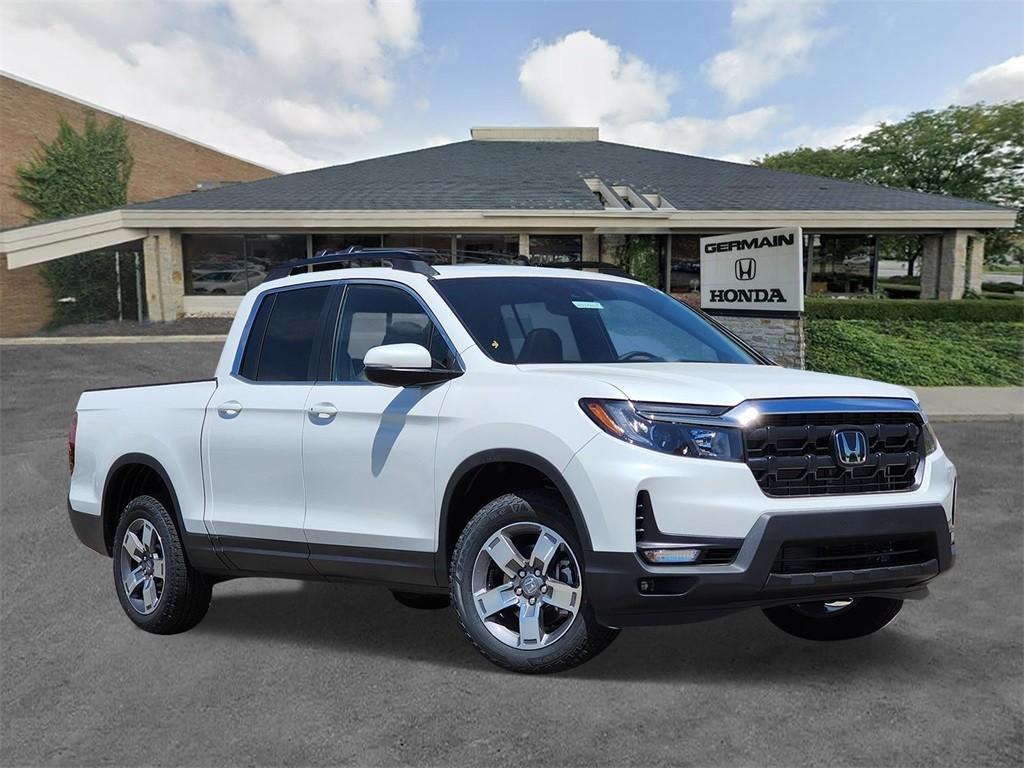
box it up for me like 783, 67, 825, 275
600, 234, 625, 264
713, 314, 806, 369
919, 234, 941, 299
581, 233, 599, 261
938, 230, 969, 300
518, 233, 530, 257
966, 235, 986, 295
142, 230, 185, 322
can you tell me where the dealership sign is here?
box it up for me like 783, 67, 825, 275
699, 227, 804, 313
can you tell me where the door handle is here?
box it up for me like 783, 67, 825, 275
308, 402, 338, 419
217, 400, 243, 418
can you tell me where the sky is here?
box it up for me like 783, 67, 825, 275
1, 0, 1021, 173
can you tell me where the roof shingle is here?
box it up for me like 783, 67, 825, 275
128, 140, 1006, 213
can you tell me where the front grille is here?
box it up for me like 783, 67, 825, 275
771, 536, 934, 574
744, 412, 922, 497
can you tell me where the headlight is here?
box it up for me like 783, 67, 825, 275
580, 399, 743, 461
922, 419, 940, 455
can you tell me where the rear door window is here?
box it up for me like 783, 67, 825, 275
238, 285, 331, 381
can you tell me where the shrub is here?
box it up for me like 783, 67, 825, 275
805, 297, 1023, 322
806, 320, 1024, 386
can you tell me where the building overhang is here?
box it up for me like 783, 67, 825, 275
1, 206, 1016, 268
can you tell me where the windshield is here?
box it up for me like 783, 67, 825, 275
434, 277, 759, 365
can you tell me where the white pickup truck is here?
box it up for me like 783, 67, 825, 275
69, 250, 957, 673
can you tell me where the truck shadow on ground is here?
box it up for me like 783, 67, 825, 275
197, 579, 942, 682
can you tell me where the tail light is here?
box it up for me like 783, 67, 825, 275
68, 412, 78, 474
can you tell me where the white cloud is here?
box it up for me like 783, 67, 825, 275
519, 30, 676, 125
951, 55, 1024, 104
423, 134, 455, 148
781, 107, 901, 149
517, 30, 779, 161
606, 106, 783, 158
228, 0, 419, 107
705, 0, 834, 107
0, 0, 422, 172
266, 99, 380, 139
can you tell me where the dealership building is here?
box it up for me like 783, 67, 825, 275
0, 73, 276, 335
0, 125, 1014, 363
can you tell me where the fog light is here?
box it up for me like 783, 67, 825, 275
640, 547, 701, 564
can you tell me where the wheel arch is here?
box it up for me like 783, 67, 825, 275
435, 449, 592, 585
101, 452, 187, 556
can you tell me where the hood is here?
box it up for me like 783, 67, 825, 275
517, 363, 916, 408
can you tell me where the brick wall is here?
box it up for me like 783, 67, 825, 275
0, 74, 276, 335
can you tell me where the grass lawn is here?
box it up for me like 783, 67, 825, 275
806, 320, 1024, 386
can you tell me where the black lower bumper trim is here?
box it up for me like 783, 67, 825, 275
586, 504, 954, 627
68, 501, 107, 555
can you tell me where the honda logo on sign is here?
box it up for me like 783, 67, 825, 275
734, 258, 756, 281
834, 430, 868, 466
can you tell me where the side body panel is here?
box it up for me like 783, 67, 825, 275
202, 377, 310, 542
302, 381, 450, 552
70, 380, 218, 533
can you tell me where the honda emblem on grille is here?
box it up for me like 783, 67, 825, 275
734, 257, 756, 281
834, 429, 868, 466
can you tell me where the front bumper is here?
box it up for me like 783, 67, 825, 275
585, 504, 955, 627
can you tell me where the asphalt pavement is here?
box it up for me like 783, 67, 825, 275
1, 342, 1021, 767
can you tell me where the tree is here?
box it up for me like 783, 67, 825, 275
616, 235, 661, 288
16, 114, 136, 325
756, 102, 1024, 270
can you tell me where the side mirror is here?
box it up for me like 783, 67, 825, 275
363, 343, 462, 387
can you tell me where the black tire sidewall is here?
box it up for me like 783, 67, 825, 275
763, 597, 904, 642
450, 490, 611, 672
112, 495, 206, 633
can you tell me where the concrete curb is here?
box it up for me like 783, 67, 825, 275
0, 335, 227, 346
929, 414, 1023, 423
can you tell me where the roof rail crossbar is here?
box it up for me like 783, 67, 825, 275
265, 246, 440, 281
541, 260, 633, 278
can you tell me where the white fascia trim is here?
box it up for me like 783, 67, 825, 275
115, 208, 1016, 230
1, 210, 148, 268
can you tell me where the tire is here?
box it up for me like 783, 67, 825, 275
762, 597, 903, 641
450, 490, 618, 674
391, 590, 450, 610
112, 495, 212, 634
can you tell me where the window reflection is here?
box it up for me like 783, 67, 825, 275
808, 235, 877, 294
529, 235, 582, 264
183, 234, 305, 296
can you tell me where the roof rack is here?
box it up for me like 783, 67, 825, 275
265, 247, 440, 281
541, 260, 632, 278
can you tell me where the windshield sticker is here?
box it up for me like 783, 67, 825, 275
571, 300, 604, 310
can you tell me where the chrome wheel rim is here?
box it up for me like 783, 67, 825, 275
119, 519, 165, 615
792, 598, 855, 618
470, 522, 582, 650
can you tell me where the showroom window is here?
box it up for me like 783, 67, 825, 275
382, 234, 454, 264
807, 235, 877, 294
182, 234, 306, 296
669, 235, 703, 296
456, 234, 520, 263
528, 235, 582, 264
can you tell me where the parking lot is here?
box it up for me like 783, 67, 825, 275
1, 341, 1021, 767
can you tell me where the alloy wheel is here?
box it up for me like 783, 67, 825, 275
470, 522, 582, 650
118, 518, 165, 615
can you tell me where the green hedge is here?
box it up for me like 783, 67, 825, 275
805, 297, 1024, 322
806, 320, 1024, 386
